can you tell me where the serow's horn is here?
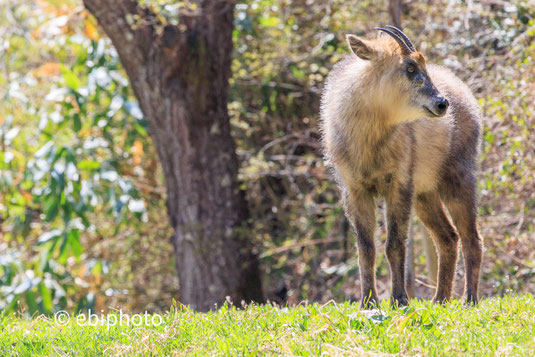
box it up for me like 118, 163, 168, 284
375, 27, 414, 56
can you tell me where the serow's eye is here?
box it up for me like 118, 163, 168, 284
407, 65, 416, 73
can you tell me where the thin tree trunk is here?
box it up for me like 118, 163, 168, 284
422, 225, 438, 284
388, 0, 403, 28
84, 0, 263, 311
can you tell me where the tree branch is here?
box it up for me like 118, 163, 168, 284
83, 0, 166, 122
83, 0, 156, 70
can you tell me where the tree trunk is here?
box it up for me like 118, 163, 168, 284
83, 0, 263, 311
422, 225, 438, 284
388, 0, 403, 28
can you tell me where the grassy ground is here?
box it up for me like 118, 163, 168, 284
1, 294, 534, 356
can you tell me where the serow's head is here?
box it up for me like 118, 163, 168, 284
346, 26, 449, 119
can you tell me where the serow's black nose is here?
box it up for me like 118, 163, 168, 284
435, 98, 449, 116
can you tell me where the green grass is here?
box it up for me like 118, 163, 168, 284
1, 295, 534, 356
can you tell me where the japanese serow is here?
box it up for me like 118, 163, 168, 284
320, 26, 483, 307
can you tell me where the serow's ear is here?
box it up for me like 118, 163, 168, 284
346, 34, 376, 60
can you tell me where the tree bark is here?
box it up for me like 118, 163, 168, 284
83, 0, 263, 311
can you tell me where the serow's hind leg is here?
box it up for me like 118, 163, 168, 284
415, 191, 459, 303
445, 196, 483, 305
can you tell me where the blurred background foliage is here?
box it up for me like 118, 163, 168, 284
0, 0, 534, 315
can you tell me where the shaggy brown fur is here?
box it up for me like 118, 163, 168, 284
320, 27, 483, 307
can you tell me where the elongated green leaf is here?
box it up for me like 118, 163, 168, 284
73, 113, 82, 132
43, 195, 60, 221
25, 290, 39, 315
58, 232, 69, 264
60, 64, 82, 90
38, 281, 53, 313
68, 229, 83, 258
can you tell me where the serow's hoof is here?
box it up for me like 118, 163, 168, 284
464, 294, 479, 306
390, 295, 409, 308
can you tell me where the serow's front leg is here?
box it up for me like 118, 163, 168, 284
385, 184, 413, 307
344, 189, 378, 309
